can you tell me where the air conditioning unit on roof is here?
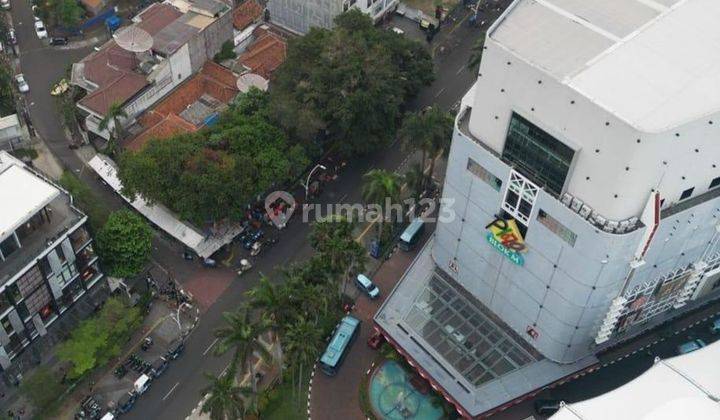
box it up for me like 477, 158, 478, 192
571, 197, 583, 212
561, 193, 573, 206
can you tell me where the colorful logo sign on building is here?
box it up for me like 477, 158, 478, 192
486, 218, 526, 266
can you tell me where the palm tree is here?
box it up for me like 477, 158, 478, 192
398, 106, 453, 193
214, 309, 272, 393
284, 315, 322, 400
362, 169, 403, 239
309, 217, 367, 295
200, 369, 252, 420
98, 102, 127, 155
468, 33, 486, 71
245, 276, 287, 384
404, 163, 425, 215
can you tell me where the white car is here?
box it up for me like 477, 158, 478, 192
34, 20, 47, 39
1, 0, 11, 10
15, 74, 29, 93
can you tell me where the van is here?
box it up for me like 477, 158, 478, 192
355, 274, 380, 299
134, 374, 152, 395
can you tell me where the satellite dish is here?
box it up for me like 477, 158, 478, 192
236, 73, 269, 93
113, 26, 153, 53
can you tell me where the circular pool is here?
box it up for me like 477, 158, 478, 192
369, 360, 444, 420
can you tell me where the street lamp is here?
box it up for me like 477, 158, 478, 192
304, 164, 327, 199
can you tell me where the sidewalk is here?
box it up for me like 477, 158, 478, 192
0, 295, 198, 420
309, 228, 431, 420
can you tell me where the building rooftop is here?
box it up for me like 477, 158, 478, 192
126, 61, 238, 151
0, 114, 19, 131
237, 26, 287, 79
233, 0, 263, 30
553, 340, 720, 420
0, 152, 85, 287
72, 3, 185, 116
0, 165, 60, 243
375, 239, 597, 417
490, 0, 720, 132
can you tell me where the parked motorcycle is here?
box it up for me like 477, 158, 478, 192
141, 337, 153, 351
237, 259, 253, 277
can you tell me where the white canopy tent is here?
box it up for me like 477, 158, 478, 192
552, 340, 720, 420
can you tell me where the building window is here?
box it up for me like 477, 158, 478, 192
467, 158, 502, 191
537, 210, 577, 246
502, 170, 538, 226
680, 187, 694, 201
502, 113, 574, 196
0, 235, 19, 260
710, 177, 720, 189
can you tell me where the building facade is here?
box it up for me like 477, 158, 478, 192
375, 0, 720, 417
0, 151, 106, 382
267, 0, 398, 35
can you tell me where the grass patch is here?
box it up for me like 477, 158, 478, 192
260, 372, 309, 420
59, 171, 110, 230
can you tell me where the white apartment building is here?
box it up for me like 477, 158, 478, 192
375, 0, 720, 417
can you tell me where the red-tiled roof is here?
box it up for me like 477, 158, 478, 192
126, 114, 198, 152
233, 1, 263, 31
78, 72, 148, 116
239, 28, 287, 79
136, 3, 183, 36
125, 62, 239, 151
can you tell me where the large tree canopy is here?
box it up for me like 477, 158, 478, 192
270, 10, 434, 155
118, 101, 308, 224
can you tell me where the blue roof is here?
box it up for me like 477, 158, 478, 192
320, 316, 360, 367
400, 218, 424, 242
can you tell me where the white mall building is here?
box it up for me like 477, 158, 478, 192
375, 0, 720, 417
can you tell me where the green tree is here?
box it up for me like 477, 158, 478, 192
201, 370, 252, 420
284, 315, 322, 399
98, 102, 128, 156
214, 40, 237, 63
214, 309, 272, 393
55, 0, 84, 28
270, 10, 433, 155
57, 297, 142, 378
398, 106, 453, 191
309, 216, 366, 295
0, 61, 15, 116
362, 169, 403, 239
96, 210, 153, 278
404, 163, 425, 215
118, 110, 307, 225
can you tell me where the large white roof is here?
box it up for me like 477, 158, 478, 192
551, 340, 720, 420
490, 0, 720, 132
0, 161, 60, 243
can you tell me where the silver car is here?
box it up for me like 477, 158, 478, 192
15, 74, 29, 93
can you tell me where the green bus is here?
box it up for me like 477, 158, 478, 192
398, 218, 425, 251
319, 315, 361, 376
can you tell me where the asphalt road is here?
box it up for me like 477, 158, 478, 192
7, 1, 494, 418
125, 7, 494, 420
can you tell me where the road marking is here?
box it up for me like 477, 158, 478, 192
456, 66, 465, 75
203, 338, 219, 356
163, 382, 180, 401
339, 193, 348, 202
434, 88, 446, 98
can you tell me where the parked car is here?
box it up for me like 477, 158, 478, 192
50, 36, 68, 46
1, 0, 11, 10
134, 374, 152, 395
116, 392, 137, 414
150, 356, 169, 378
15, 74, 29, 93
166, 339, 185, 360
7, 29, 17, 45
677, 338, 707, 355
34, 20, 48, 39
534, 399, 562, 416
710, 318, 720, 334
355, 273, 380, 299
